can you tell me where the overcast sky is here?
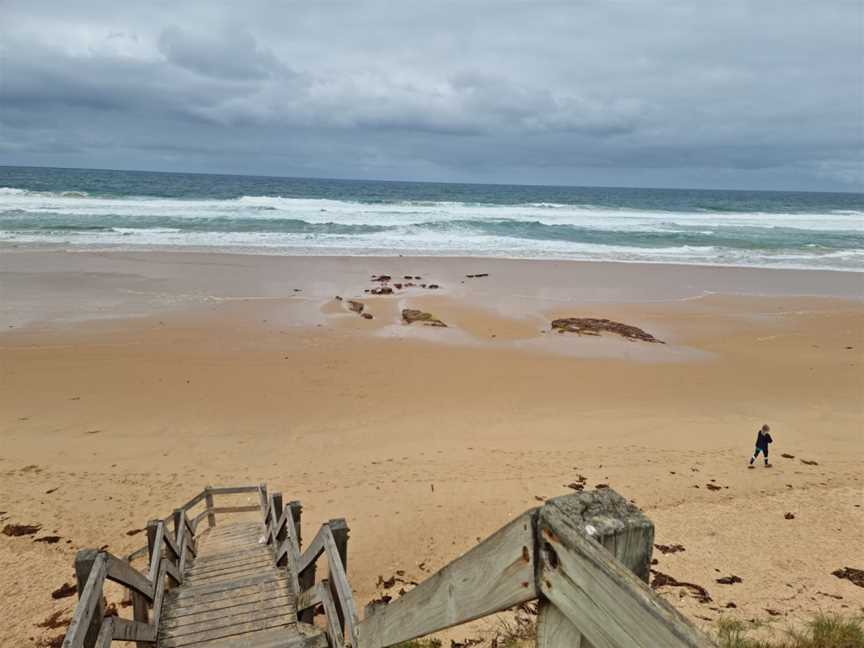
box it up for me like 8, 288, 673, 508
1, 1, 862, 191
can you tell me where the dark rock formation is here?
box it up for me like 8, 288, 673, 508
551, 317, 664, 343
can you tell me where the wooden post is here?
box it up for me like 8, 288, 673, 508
272, 492, 285, 558
328, 519, 350, 636
74, 549, 105, 648
297, 511, 317, 625
258, 482, 268, 523
537, 490, 653, 648
536, 489, 711, 648
288, 500, 302, 549
171, 510, 181, 544
204, 485, 216, 529
131, 590, 149, 648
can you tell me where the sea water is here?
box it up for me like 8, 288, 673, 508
1, 166, 862, 271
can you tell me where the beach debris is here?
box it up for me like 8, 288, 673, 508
394, 283, 403, 289
51, 583, 77, 599
595, 483, 609, 489
534, 495, 545, 502
334, 295, 343, 301
2, 523, 41, 536
427, 284, 440, 289
347, 300, 365, 314
465, 273, 489, 278
403, 275, 413, 280
705, 483, 722, 491
654, 543, 686, 555
362, 312, 373, 320
725, 602, 737, 608
765, 608, 782, 617
650, 569, 712, 603
34, 535, 62, 544
36, 610, 70, 630
367, 594, 392, 607
551, 317, 664, 343
370, 286, 393, 295
780, 453, 795, 459
800, 459, 819, 465
564, 482, 584, 491
371, 274, 392, 282
126, 528, 144, 536
402, 309, 447, 327
716, 575, 742, 585
832, 567, 864, 588
36, 635, 64, 648
104, 601, 119, 617
784, 512, 795, 520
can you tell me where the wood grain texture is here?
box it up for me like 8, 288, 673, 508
538, 491, 713, 648
357, 510, 538, 648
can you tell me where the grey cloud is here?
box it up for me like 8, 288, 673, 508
0, 0, 861, 190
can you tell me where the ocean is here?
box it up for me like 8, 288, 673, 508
1, 165, 862, 271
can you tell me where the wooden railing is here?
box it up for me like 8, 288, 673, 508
356, 488, 716, 648
63, 485, 261, 648
258, 484, 360, 648
64, 484, 717, 648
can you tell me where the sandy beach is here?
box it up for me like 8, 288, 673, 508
1, 250, 862, 647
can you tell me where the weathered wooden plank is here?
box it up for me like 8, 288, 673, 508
287, 501, 302, 550
147, 520, 165, 583
185, 563, 275, 585
296, 525, 326, 576
188, 555, 272, 577
93, 617, 114, 648
105, 552, 154, 599
159, 616, 295, 648
160, 606, 294, 641
317, 580, 345, 648
110, 617, 157, 643
162, 524, 180, 561
357, 510, 538, 648
207, 485, 260, 495
536, 602, 585, 648
536, 490, 653, 648
165, 573, 290, 600
179, 489, 208, 512
63, 551, 108, 648
209, 504, 261, 514
321, 522, 358, 645
175, 626, 325, 648
538, 492, 714, 648
152, 559, 169, 628
327, 518, 350, 637
161, 589, 292, 620
296, 586, 321, 613
161, 595, 294, 628
205, 485, 217, 529
131, 587, 150, 648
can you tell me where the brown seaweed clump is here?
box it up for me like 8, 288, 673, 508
551, 317, 664, 343
402, 309, 447, 327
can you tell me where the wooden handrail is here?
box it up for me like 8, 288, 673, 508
297, 522, 359, 647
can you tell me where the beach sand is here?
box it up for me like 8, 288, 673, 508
1, 250, 862, 646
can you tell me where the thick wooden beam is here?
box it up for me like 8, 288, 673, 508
146, 520, 164, 582
206, 485, 259, 495
537, 490, 713, 648
357, 510, 538, 648
110, 617, 157, 643
328, 519, 350, 637
204, 485, 216, 528
64, 550, 108, 648
536, 490, 654, 648
288, 500, 302, 550
105, 552, 154, 599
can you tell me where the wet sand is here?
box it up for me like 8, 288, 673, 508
1, 250, 862, 646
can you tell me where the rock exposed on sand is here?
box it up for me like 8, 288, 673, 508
51, 582, 77, 599
394, 283, 403, 289
716, 575, 742, 585
550, 317, 664, 343
401, 309, 447, 327
784, 512, 795, 520
654, 543, 686, 554
2, 523, 41, 536
347, 300, 365, 314
361, 313, 373, 320
832, 567, 864, 588
370, 287, 393, 296
371, 275, 392, 282
427, 284, 440, 289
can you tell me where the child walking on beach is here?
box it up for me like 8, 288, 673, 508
749, 424, 773, 467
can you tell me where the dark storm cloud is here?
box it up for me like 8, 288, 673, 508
0, 0, 861, 189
